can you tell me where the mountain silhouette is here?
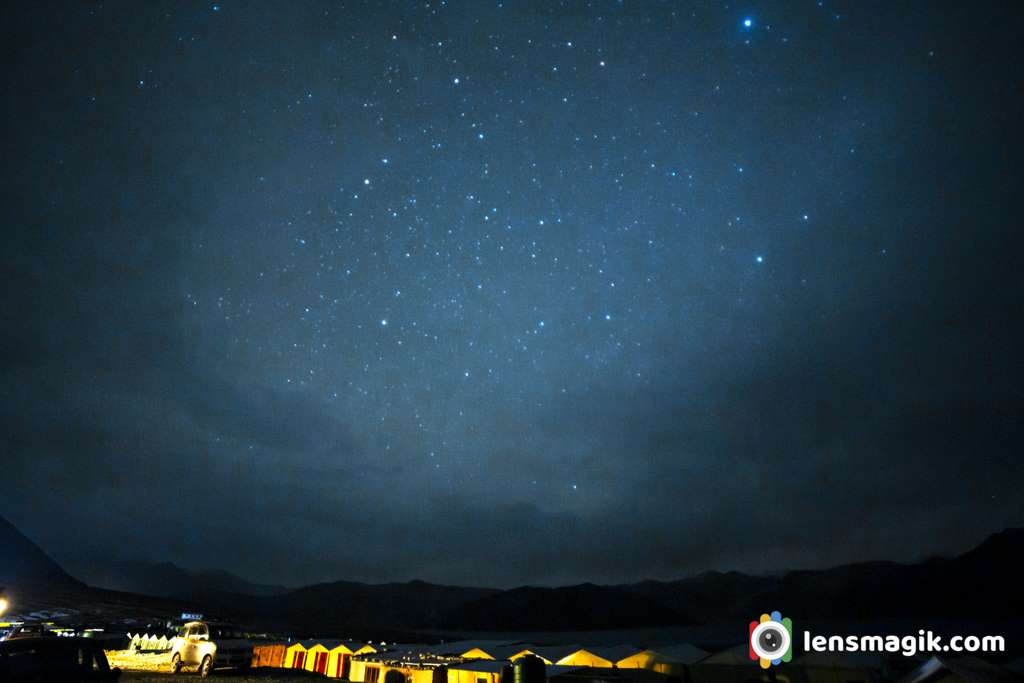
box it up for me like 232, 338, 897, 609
0, 516, 81, 588
3, 514, 1021, 632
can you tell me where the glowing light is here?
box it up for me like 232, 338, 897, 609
743, 17, 753, 28
0, 597, 8, 617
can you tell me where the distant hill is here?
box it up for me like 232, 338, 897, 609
258, 579, 499, 631
0, 516, 81, 588
71, 560, 289, 602
440, 582, 689, 630
3, 513, 1022, 633
624, 528, 1024, 622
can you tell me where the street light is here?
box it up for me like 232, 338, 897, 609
0, 597, 8, 618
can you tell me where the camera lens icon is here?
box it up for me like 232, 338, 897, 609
748, 611, 793, 668
751, 621, 790, 660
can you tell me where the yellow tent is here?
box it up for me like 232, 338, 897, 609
509, 649, 551, 664
448, 660, 507, 683
555, 649, 614, 667
617, 644, 709, 677
509, 646, 583, 665
285, 642, 310, 669
326, 641, 378, 679
305, 643, 333, 675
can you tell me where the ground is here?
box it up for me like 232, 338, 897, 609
120, 673, 321, 681
107, 650, 322, 681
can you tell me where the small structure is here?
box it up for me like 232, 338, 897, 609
285, 640, 312, 669
252, 642, 287, 668
448, 659, 508, 683
326, 640, 378, 678
306, 642, 333, 675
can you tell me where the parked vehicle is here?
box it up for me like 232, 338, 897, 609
169, 620, 252, 677
0, 636, 120, 681
3, 624, 56, 641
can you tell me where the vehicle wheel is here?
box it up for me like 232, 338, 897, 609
170, 653, 182, 674
199, 655, 213, 678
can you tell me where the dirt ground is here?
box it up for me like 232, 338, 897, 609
119, 672, 323, 681
107, 650, 324, 681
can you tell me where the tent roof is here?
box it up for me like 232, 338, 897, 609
584, 645, 643, 662
651, 643, 709, 664
626, 643, 709, 665
442, 640, 523, 658
898, 657, 1017, 683
315, 639, 375, 653
699, 643, 752, 666
794, 649, 888, 669
513, 644, 585, 663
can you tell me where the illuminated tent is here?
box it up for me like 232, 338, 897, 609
555, 646, 642, 667
508, 645, 584, 665
617, 644, 710, 677
252, 642, 287, 668
305, 642, 333, 675
322, 640, 378, 678
447, 659, 508, 683
441, 640, 523, 660
285, 641, 314, 669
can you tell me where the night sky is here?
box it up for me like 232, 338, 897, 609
2, 1, 1022, 589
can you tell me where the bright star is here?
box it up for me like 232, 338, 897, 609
756, 255, 764, 263
743, 17, 753, 28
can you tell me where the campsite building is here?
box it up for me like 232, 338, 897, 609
251, 642, 287, 669
285, 640, 316, 669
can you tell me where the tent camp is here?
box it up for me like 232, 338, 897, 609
350, 645, 451, 683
